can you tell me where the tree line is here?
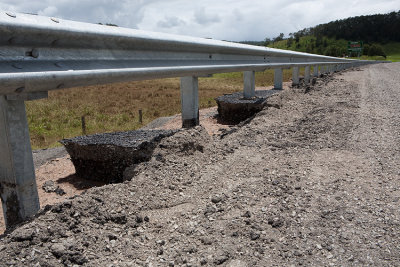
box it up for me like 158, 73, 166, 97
264, 11, 399, 57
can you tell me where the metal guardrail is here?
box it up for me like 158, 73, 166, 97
0, 11, 381, 229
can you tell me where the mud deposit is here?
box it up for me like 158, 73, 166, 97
0, 63, 399, 266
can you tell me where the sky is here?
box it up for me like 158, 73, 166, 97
0, 0, 399, 41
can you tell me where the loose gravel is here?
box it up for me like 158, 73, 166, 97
0, 63, 399, 267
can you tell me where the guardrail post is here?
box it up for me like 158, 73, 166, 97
243, 71, 255, 99
180, 76, 199, 128
313, 65, 319, 77
274, 68, 283, 90
292, 67, 300, 86
0, 95, 41, 228
304, 66, 311, 84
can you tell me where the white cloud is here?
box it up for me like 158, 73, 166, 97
193, 7, 220, 25
0, 0, 399, 41
157, 16, 186, 28
38, 6, 57, 16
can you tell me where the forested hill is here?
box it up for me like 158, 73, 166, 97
265, 11, 400, 61
297, 11, 400, 43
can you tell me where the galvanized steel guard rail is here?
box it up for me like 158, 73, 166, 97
0, 11, 380, 228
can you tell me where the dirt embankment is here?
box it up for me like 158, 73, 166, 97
0, 63, 399, 266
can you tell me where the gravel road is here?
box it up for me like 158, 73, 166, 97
0, 63, 399, 266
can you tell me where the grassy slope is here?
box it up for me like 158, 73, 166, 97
27, 69, 293, 149
270, 36, 347, 53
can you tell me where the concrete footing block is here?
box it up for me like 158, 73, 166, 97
215, 90, 280, 124
60, 130, 176, 183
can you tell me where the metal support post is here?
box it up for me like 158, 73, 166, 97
180, 76, 199, 128
292, 67, 299, 86
243, 71, 255, 99
274, 68, 283, 90
304, 66, 311, 84
0, 95, 41, 228
313, 65, 319, 77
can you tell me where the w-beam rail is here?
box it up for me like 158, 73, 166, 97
0, 11, 380, 228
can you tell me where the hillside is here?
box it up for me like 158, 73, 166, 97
267, 11, 400, 61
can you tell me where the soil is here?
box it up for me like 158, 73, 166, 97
0, 82, 290, 234
1, 64, 400, 266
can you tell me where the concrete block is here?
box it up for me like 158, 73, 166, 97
215, 90, 280, 124
60, 130, 176, 183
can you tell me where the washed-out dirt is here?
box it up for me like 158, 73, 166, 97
0, 64, 399, 266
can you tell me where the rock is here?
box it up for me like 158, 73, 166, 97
156, 240, 166, 246
54, 187, 66, 196
214, 252, 230, 265
200, 237, 213, 245
42, 181, 57, 193
268, 217, 284, 228
50, 243, 66, 258
11, 228, 34, 242
242, 211, 251, 218
204, 205, 217, 215
211, 195, 222, 204
60, 130, 176, 183
226, 260, 248, 267
135, 215, 144, 224
42, 181, 66, 196
250, 232, 260, 240
200, 259, 208, 265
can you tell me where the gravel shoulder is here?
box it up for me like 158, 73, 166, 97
0, 64, 399, 266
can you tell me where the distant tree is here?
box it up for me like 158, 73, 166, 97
287, 37, 294, 48
264, 38, 272, 46
294, 33, 300, 43
305, 11, 400, 43
324, 45, 343, 57
368, 44, 386, 58
363, 44, 370, 55
274, 33, 285, 43
315, 35, 323, 47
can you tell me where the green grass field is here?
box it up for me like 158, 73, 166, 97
26, 69, 293, 149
